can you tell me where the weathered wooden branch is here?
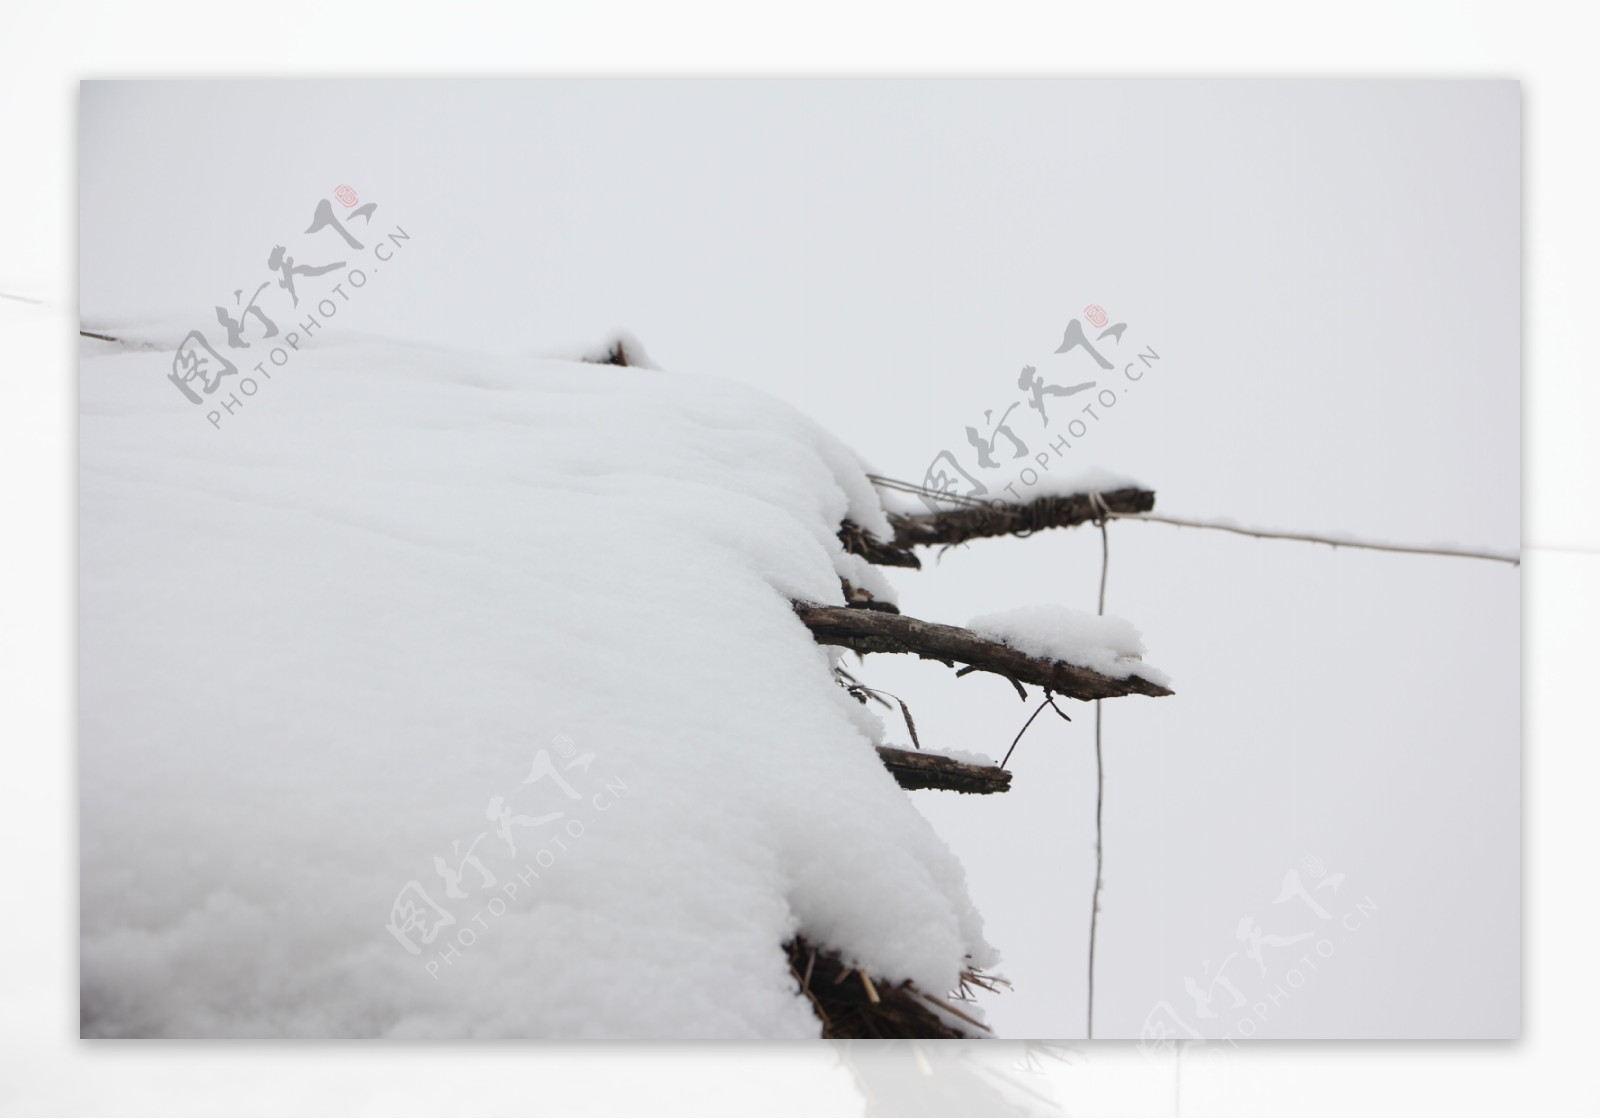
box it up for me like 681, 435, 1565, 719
887, 488, 1156, 550
795, 603, 1172, 700
876, 746, 1011, 794
839, 520, 921, 569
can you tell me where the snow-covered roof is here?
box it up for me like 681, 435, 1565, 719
79, 339, 996, 1038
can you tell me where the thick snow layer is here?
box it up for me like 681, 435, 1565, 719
966, 605, 1171, 687
79, 339, 993, 1038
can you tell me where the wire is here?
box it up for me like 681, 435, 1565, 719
863, 472, 1517, 1040
1086, 499, 1109, 1041
866, 473, 992, 511
864, 474, 1519, 566
1001, 698, 1053, 769
1108, 511, 1520, 566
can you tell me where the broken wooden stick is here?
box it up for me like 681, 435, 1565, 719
838, 520, 921, 569
795, 603, 1172, 700
876, 746, 1011, 795
841, 580, 899, 614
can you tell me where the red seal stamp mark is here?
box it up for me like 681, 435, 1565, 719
1085, 304, 1109, 329
334, 184, 359, 208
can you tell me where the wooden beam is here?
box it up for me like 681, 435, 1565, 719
795, 603, 1172, 700
888, 487, 1156, 550
876, 746, 1011, 794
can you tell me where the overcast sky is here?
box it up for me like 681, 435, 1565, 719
80, 79, 1519, 1039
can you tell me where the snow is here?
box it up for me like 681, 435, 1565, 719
78, 337, 993, 1038
966, 605, 1171, 688
835, 550, 900, 607
991, 465, 1147, 501
916, 747, 1001, 768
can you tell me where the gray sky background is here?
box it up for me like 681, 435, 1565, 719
79, 79, 1520, 1038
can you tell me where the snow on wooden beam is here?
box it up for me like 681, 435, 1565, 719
887, 487, 1156, 551
876, 746, 1011, 795
794, 603, 1173, 700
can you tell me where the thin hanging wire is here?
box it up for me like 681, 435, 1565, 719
1087, 493, 1110, 1040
